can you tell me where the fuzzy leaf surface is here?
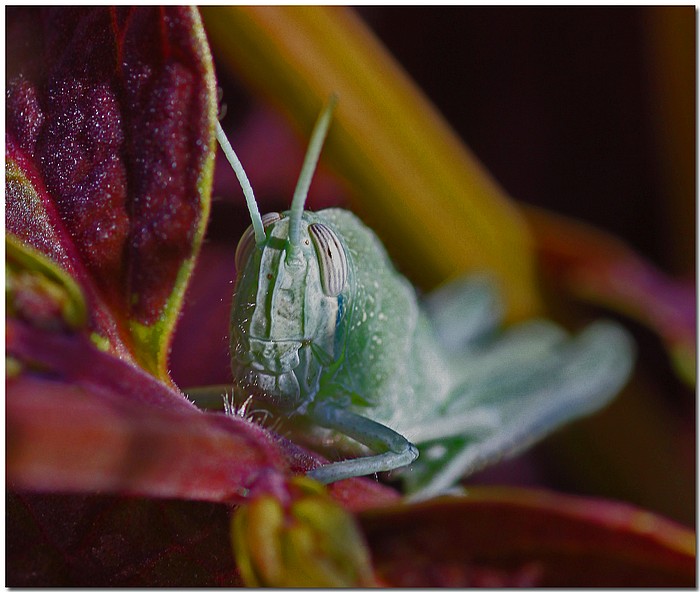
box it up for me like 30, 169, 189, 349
6, 6, 217, 377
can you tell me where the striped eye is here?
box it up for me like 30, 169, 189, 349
235, 212, 281, 271
308, 223, 348, 296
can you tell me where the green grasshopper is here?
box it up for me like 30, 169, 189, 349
216, 97, 633, 498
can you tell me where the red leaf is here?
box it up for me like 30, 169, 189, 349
360, 487, 695, 586
10, 486, 692, 586
526, 207, 696, 384
7, 493, 241, 586
6, 6, 217, 377
7, 320, 288, 503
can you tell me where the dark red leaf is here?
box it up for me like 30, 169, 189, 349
360, 487, 695, 587
7, 320, 290, 502
7, 492, 241, 586
6, 379, 285, 502
6, 6, 217, 376
10, 486, 692, 586
7, 319, 189, 411
526, 206, 696, 385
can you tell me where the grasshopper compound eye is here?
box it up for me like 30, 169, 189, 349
235, 212, 282, 271
309, 222, 348, 297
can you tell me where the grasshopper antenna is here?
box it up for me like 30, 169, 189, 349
288, 95, 338, 251
215, 120, 265, 246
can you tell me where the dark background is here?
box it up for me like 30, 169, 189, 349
357, 6, 695, 278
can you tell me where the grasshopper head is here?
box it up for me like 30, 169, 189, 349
230, 212, 349, 408
217, 96, 339, 409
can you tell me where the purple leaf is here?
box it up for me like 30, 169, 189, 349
6, 6, 217, 377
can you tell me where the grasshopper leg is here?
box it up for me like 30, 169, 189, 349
306, 400, 418, 484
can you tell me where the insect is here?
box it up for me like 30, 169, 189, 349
216, 96, 633, 498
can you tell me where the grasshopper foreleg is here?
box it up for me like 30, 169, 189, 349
306, 400, 418, 484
